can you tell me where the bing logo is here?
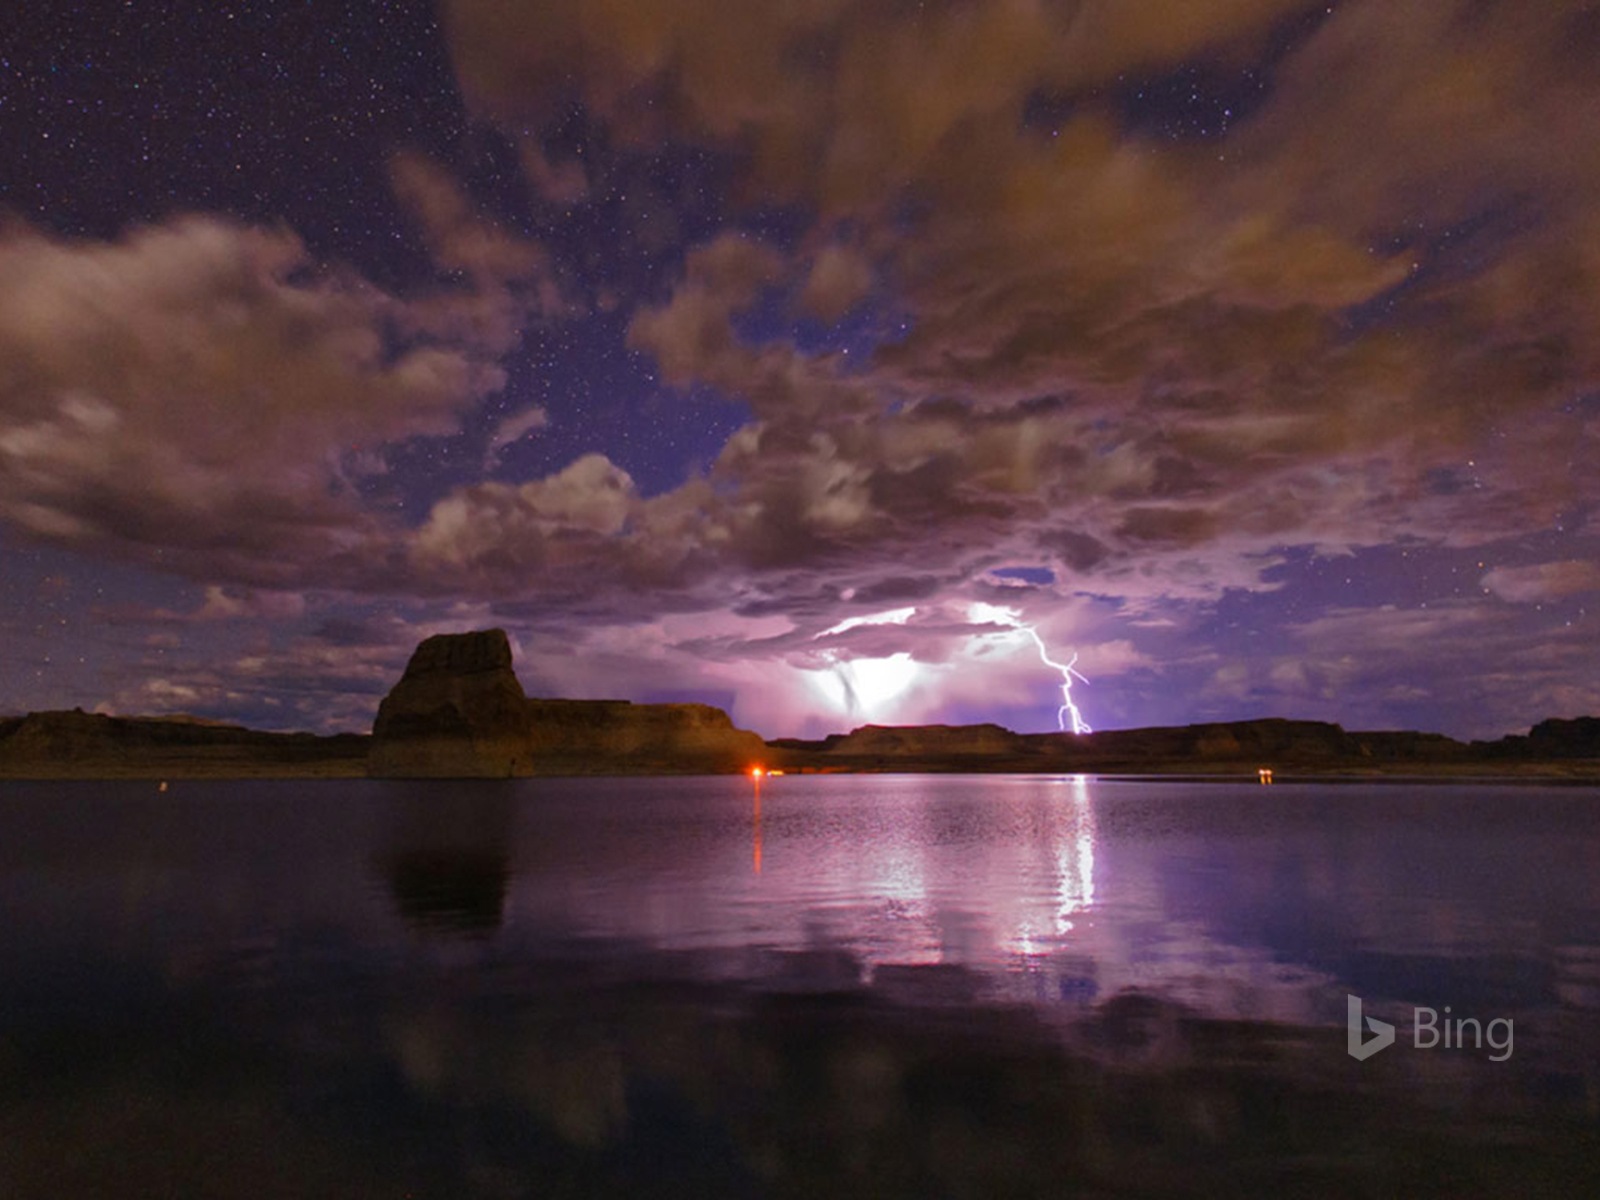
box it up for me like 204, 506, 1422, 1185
1346, 994, 1513, 1062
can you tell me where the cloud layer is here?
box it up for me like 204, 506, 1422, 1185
5, 0, 1598, 736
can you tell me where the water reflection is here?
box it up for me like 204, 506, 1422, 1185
380, 787, 515, 938
2, 777, 1599, 1196
386, 851, 510, 936
1008, 774, 1098, 959
751, 773, 762, 874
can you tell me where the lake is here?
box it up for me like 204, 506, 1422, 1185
2, 775, 1597, 1196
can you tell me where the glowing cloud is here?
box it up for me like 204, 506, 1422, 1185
821, 606, 916, 637
806, 650, 924, 722
810, 607, 923, 722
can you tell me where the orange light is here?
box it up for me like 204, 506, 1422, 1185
750, 766, 765, 778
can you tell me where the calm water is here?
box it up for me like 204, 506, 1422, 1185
2, 775, 1598, 1196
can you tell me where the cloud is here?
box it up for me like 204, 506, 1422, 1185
460, 20, 1488, 615
518, 137, 590, 206
86, 604, 517, 732
389, 151, 547, 288
1259, 598, 1600, 736
12, 1, 1599, 740
1482, 561, 1600, 604
441, 0, 1306, 207
798, 243, 874, 323
411, 453, 644, 586
389, 150, 567, 347
0, 180, 554, 585
587, 3, 1596, 612
626, 233, 786, 387
192, 586, 308, 622
23, 1, 1589, 623
0, 218, 463, 580
478, 589, 1145, 738
484, 405, 550, 469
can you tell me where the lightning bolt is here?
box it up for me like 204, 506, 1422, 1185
1018, 626, 1092, 735
970, 603, 1092, 734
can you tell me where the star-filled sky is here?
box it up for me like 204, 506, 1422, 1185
3, 0, 1598, 740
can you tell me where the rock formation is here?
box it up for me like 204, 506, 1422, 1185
367, 629, 770, 777
522, 698, 769, 772
767, 717, 1484, 774
820, 723, 1029, 759
1515, 716, 1600, 759
369, 629, 534, 777
0, 709, 367, 778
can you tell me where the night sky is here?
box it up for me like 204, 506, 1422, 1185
3, 0, 1597, 740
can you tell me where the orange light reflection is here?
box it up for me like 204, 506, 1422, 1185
751, 772, 763, 874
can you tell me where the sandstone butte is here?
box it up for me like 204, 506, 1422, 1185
367, 629, 770, 777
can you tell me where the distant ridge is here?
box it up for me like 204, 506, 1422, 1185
2, 633, 1598, 779
0, 708, 367, 778
766, 715, 1600, 776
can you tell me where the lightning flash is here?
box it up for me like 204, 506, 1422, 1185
969, 603, 1093, 734
814, 607, 919, 719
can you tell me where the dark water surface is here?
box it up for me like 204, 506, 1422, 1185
2, 776, 1598, 1196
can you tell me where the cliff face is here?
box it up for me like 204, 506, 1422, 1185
523, 699, 767, 770
368, 629, 768, 777
369, 630, 534, 778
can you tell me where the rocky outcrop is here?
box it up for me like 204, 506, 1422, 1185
1477, 716, 1600, 761
822, 723, 1030, 759
368, 629, 769, 777
1521, 716, 1600, 759
369, 630, 534, 778
771, 717, 1486, 774
1043, 719, 1355, 764
523, 699, 768, 772
0, 709, 367, 778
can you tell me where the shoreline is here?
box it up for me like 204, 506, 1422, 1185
4, 685, 1598, 782
4, 762, 1599, 783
